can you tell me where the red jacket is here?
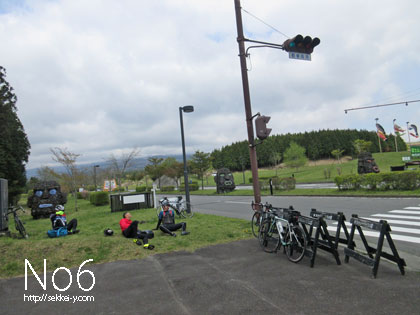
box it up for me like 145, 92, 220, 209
119, 218, 132, 232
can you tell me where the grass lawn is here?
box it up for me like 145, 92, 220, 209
0, 197, 252, 279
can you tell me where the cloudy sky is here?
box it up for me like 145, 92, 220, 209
1, 0, 420, 170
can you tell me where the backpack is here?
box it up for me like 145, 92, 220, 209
47, 227, 68, 238
53, 215, 67, 229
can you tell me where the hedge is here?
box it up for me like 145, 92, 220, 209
161, 186, 175, 192
179, 182, 199, 191
334, 171, 420, 191
89, 191, 109, 206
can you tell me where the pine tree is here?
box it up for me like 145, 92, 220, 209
0, 66, 30, 205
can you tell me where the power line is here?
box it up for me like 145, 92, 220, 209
344, 99, 420, 114
241, 7, 289, 39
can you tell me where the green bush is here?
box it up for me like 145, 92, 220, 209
161, 186, 175, 192
136, 186, 146, 192
77, 191, 89, 200
273, 177, 296, 190
334, 171, 420, 191
89, 191, 109, 206
179, 182, 199, 191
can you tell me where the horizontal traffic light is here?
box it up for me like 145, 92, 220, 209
283, 34, 320, 54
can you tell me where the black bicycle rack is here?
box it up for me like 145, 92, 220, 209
309, 209, 355, 250
298, 214, 340, 268
344, 214, 406, 278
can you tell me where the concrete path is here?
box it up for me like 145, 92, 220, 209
1, 239, 419, 315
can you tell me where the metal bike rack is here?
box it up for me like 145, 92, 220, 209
298, 214, 341, 268
344, 214, 406, 278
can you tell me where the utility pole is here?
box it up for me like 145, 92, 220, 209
234, 0, 261, 205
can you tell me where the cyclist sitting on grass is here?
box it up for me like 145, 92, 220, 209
120, 212, 154, 250
50, 205, 79, 234
155, 200, 190, 237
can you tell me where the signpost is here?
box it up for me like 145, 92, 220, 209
410, 145, 420, 158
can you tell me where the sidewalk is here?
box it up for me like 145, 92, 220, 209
1, 239, 419, 315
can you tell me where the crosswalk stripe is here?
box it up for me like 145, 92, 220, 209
371, 214, 420, 220
404, 207, 420, 210
326, 227, 420, 244
361, 217, 420, 227
390, 210, 420, 215
330, 222, 420, 235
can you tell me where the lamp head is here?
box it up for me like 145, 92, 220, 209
182, 105, 194, 113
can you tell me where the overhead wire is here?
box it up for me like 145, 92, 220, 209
241, 7, 289, 39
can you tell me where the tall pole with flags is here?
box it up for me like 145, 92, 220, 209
407, 121, 411, 150
375, 118, 382, 153
393, 119, 398, 152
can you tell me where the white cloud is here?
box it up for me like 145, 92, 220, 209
1, 0, 420, 170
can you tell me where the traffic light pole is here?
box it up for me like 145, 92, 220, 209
234, 0, 261, 205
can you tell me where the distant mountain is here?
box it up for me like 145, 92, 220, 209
25, 154, 191, 178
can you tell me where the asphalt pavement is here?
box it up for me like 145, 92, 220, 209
1, 239, 419, 315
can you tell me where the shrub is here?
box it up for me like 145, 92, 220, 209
77, 191, 90, 200
136, 186, 146, 192
334, 171, 420, 191
89, 191, 109, 206
273, 177, 296, 190
179, 182, 199, 191
161, 186, 175, 192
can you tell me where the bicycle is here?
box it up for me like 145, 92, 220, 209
156, 196, 194, 218
258, 208, 307, 263
6, 205, 29, 239
251, 201, 272, 238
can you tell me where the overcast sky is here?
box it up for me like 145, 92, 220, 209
1, 0, 420, 170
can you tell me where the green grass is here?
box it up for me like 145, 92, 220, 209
0, 197, 252, 278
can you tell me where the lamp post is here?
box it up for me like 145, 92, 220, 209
179, 105, 194, 212
93, 165, 100, 191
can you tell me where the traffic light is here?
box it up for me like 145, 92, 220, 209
255, 115, 271, 140
283, 34, 320, 54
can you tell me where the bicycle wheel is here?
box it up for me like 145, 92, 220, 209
251, 211, 262, 238
15, 218, 28, 239
179, 201, 193, 218
258, 219, 280, 253
285, 225, 306, 263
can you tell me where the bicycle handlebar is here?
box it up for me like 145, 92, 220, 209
6, 205, 25, 215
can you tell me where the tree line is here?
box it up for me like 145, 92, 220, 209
210, 129, 407, 172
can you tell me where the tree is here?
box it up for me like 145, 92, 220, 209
36, 166, 60, 181
269, 151, 282, 176
283, 142, 308, 171
144, 157, 164, 188
353, 139, 372, 155
50, 147, 80, 211
107, 148, 140, 191
331, 149, 344, 163
0, 66, 31, 205
161, 157, 183, 188
190, 150, 212, 190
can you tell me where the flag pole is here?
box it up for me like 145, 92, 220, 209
375, 118, 382, 153
406, 121, 411, 151
393, 119, 398, 152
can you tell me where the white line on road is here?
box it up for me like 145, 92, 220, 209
404, 207, 420, 210
331, 222, 420, 235
390, 210, 420, 214
326, 227, 420, 244
371, 214, 420, 220
361, 217, 420, 227
225, 201, 251, 205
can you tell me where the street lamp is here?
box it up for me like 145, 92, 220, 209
179, 105, 194, 212
93, 165, 100, 191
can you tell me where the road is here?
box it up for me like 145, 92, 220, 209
158, 194, 420, 269
203, 182, 337, 190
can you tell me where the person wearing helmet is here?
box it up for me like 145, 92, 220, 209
50, 205, 79, 234
120, 212, 154, 250
155, 200, 190, 237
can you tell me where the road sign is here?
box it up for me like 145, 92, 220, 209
289, 52, 311, 61
411, 145, 420, 157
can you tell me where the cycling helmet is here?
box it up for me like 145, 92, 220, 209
55, 205, 65, 211
104, 228, 114, 236
161, 199, 170, 207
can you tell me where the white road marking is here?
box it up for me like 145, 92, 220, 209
361, 217, 420, 227
326, 227, 420, 244
390, 210, 420, 214
404, 207, 420, 210
371, 214, 420, 220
